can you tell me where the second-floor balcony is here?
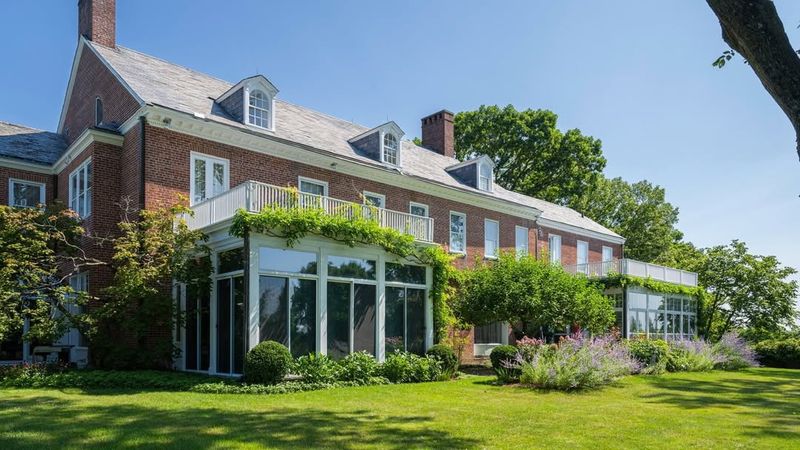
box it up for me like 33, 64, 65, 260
563, 258, 698, 287
185, 180, 435, 243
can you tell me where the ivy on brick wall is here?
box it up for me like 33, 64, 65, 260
230, 203, 458, 341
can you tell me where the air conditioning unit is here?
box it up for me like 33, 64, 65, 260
69, 346, 89, 368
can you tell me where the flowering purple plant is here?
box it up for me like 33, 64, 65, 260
713, 331, 760, 370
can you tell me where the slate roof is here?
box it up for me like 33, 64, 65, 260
0, 121, 67, 166
89, 42, 622, 239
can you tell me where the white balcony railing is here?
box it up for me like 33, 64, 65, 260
183, 181, 434, 242
563, 258, 698, 287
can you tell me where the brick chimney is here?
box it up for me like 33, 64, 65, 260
78, 0, 116, 48
421, 110, 455, 158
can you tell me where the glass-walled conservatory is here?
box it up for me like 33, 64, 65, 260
176, 234, 433, 376
607, 286, 698, 340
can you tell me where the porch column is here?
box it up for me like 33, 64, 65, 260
425, 266, 434, 349
22, 316, 31, 362
208, 250, 218, 375
317, 249, 328, 355
247, 242, 260, 352
376, 254, 386, 362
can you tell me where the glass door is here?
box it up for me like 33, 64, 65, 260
216, 276, 245, 375
326, 281, 377, 358
184, 284, 210, 371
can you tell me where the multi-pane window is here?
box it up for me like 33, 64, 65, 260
548, 234, 561, 263
478, 163, 492, 191
248, 89, 271, 129
298, 177, 328, 197
383, 133, 398, 165
9, 179, 45, 208
515, 226, 529, 257
602, 246, 615, 275
577, 240, 589, 273
409, 202, 428, 217
191, 153, 229, 204
69, 159, 92, 218
363, 192, 385, 208
484, 219, 499, 259
449, 212, 466, 254
474, 322, 504, 344
385, 262, 427, 355
626, 288, 697, 339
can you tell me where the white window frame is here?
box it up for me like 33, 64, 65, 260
68, 159, 92, 218
190, 152, 230, 205
8, 178, 45, 208
382, 132, 399, 166
409, 202, 429, 217
478, 162, 493, 192
515, 225, 529, 257
449, 211, 467, 255
548, 234, 562, 263
602, 246, 614, 262
484, 219, 499, 259
362, 191, 386, 208
298, 176, 329, 197
577, 240, 589, 268
246, 88, 272, 130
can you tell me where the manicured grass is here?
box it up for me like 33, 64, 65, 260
0, 368, 798, 449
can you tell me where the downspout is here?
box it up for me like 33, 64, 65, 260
138, 116, 146, 208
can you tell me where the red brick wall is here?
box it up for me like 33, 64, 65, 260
536, 226, 623, 266
0, 167, 54, 206
62, 47, 139, 144
79, 0, 116, 48
143, 125, 545, 265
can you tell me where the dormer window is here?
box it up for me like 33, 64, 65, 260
478, 162, 492, 191
248, 90, 271, 129
383, 133, 398, 165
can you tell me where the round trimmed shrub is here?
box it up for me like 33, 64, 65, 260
244, 341, 292, 385
489, 345, 518, 371
426, 344, 459, 373
753, 338, 800, 368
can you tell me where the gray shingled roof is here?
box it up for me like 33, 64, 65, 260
90, 42, 621, 239
0, 121, 67, 165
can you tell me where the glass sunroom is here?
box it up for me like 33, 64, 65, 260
175, 181, 435, 376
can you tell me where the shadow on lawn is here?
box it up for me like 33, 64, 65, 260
0, 394, 482, 449
642, 369, 800, 440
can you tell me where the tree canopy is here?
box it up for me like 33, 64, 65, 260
454, 105, 606, 205
453, 253, 615, 338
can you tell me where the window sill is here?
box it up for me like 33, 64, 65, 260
483, 255, 498, 261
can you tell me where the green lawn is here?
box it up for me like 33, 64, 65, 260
1, 368, 798, 449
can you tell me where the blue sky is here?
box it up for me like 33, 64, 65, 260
1, 1, 799, 285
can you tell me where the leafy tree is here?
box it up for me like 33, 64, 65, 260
454, 105, 606, 205
0, 203, 101, 343
454, 253, 614, 338
570, 177, 683, 262
706, 0, 800, 161
93, 201, 211, 369
653, 241, 707, 272
697, 240, 798, 341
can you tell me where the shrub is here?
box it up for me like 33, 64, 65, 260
489, 345, 518, 371
244, 341, 292, 385
0, 365, 228, 390
667, 340, 721, 372
426, 344, 459, 374
514, 334, 638, 390
381, 351, 442, 383
626, 338, 670, 374
338, 352, 380, 384
713, 332, 759, 370
293, 353, 340, 383
753, 338, 800, 369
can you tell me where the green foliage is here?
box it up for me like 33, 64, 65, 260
93, 202, 210, 369
603, 274, 704, 298
230, 206, 457, 341
626, 338, 670, 374
292, 353, 341, 383
570, 177, 682, 262
454, 105, 606, 205
489, 345, 519, 372
753, 338, 800, 369
0, 203, 95, 343
426, 344, 459, 374
244, 341, 293, 385
696, 241, 798, 341
456, 253, 614, 336
337, 351, 380, 383
666, 341, 718, 372
190, 379, 389, 395
380, 351, 442, 383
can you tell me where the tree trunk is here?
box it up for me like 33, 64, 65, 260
707, 0, 800, 161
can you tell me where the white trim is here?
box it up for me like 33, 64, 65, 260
8, 178, 46, 207
449, 210, 467, 255
537, 217, 625, 244
245, 86, 274, 131
53, 128, 124, 173
577, 240, 589, 265
68, 158, 92, 218
478, 161, 493, 192
362, 191, 386, 208
381, 131, 400, 167
298, 176, 329, 196
515, 225, 529, 257
217, 75, 279, 103
445, 154, 494, 171
409, 201, 429, 217
0, 158, 51, 174
189, 152, 230, 205
348, 121, 405, 143
483, 218, 499, 259
602, 245, 614, 262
